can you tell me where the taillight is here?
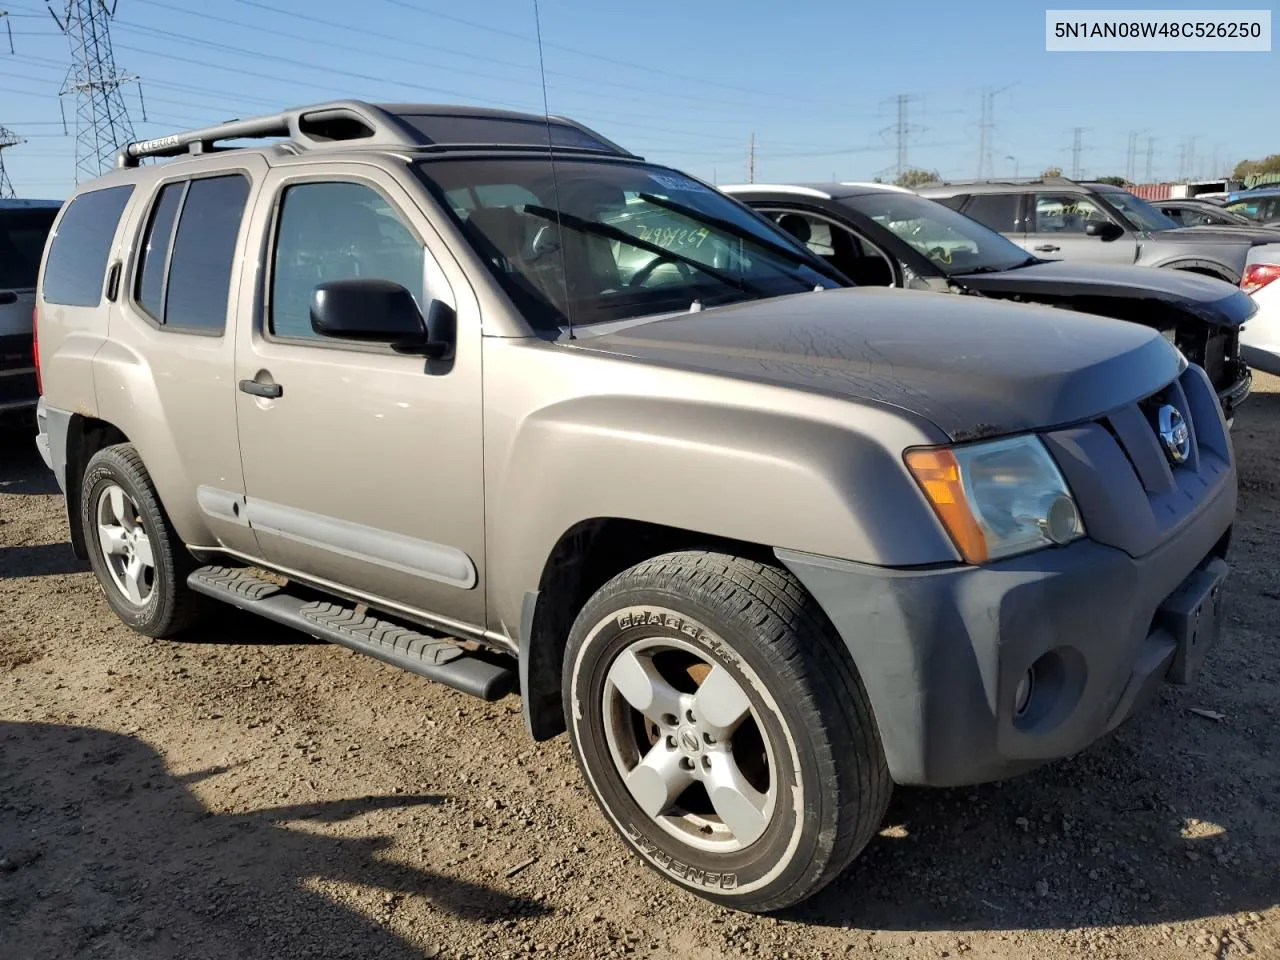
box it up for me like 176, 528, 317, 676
1241, 263, 1280, 295
32, 305, 42, 395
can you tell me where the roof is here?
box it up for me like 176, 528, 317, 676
1229, 186, 1280, 200
0, 198, 62, 209
917, 176, 1087, 195
116, 100, 638, 168
719, 181, 911, 199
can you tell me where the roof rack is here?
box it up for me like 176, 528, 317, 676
115, 100, 638, 168
929, 176, 1076, 187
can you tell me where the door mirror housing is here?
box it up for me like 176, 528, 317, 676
1085, 220, 1124, 241
309, 278, 454, 360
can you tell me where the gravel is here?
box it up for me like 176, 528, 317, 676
2, 377, 1279, 960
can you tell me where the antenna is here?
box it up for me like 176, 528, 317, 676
531, 0, 575, 340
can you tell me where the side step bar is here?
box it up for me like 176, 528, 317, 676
187, 566, 515, 701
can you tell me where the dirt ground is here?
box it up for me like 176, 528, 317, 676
2, 381, 1278, 960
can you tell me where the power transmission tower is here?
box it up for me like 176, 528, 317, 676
747, 132, 754, 184
976, 84, 1016, 178
879, 94, 922, 180
1144, 136, 1155, 181
0, 125, 22, 199
1070, 126, 1085, 179
1, 9, 15, 55
47, 0, 141, 184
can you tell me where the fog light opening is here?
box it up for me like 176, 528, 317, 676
1013, 667, 1035, 718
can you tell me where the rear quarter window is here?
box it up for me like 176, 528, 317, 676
962, 193, 1020, 232
41, 185, 134, 307
0, 207, 59, 291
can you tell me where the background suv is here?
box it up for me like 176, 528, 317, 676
0, 199, 61, 420
916, 177, 1280, 287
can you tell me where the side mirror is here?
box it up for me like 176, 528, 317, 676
310, 278, 454, 360
1085, 220, 1124, 241
0, 290, 17, 306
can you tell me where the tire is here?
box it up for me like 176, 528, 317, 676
563, 550, 891, 912
80, 443, 209, 638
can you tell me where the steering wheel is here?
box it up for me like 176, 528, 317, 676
927, 246, 951, 265
628, 252, 692, 288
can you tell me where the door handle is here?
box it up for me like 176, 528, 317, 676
239, 379, 283, 399
1034, 244, 1060, 253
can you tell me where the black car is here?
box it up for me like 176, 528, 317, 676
1157, 199, 1255, 228
721, 181, 1253, 420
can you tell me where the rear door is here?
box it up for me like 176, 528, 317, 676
100, 160, 266, 558
1021, 192, 1138, 263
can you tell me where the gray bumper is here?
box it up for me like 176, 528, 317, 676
776, 479, 1235, 788
34, 396, 67, 493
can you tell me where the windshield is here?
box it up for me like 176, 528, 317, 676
416, 158, 840, 330
0, 208, 58, 290
1098, 190, 1179, 232
844, 193, 1031, 275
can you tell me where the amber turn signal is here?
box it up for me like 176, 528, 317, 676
904, 447, 989, 564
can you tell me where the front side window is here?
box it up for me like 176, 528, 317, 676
42, 185, 133, 307
418, 157, 840, 331
845, 192, 1030, 275
270, 181, 425, 341
0, 207, 59, 291
133, 174, 251, 333
1032, 194, 1115, 234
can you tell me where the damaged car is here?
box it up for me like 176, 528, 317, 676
722, 181, 1254, 420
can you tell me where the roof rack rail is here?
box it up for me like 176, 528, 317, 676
931, 175, 1076, 187
115, 99, 637, 168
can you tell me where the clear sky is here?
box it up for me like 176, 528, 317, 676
1, 0, 1276, 198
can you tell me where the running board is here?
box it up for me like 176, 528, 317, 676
187, 566, 514, 701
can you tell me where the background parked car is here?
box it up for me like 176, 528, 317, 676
915, 177, 1280, 287
0, 199, 61, 422
721, 181, 1253, 420
1225, 187, 1280, 226
1158, 199, 1255, 228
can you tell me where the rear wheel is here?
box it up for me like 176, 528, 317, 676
563, 550, 891, 912
81, 443, 209, 638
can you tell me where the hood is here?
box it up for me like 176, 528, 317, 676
571, 287, 1184, 442
1152, 224, 1280, 244
951, 260, 1257, 328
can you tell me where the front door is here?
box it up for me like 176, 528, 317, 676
1021, 192, 1139, 264
233, 165, 486, 628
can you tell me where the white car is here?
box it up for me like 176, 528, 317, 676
1240, 258, 1280, 376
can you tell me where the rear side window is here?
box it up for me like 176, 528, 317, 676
963, 194, 1020, 233
931, 195, 967, 211
134, 174, 251, 333
41, 185, 133, 306
0, 207, 59, 291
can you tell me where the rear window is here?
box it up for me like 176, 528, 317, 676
0, 207, 59, 291
963, 194, 1020, 232
133, 175, 251, 333
41, 185, 133, 307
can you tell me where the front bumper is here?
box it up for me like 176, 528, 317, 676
776, 478, 1235, 787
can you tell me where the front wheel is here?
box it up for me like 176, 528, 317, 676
563, 551, 891, 912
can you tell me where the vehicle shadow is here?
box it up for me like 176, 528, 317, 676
0, 720, 549, 959
0, 426, 57, 496
0, 540, 87, 577
787, 711, 1278, 933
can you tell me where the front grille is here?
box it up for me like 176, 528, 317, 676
1041, 365, 1232, 558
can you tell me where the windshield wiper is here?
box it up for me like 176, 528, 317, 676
636, 192, 846, 285
521, 204, 769, 297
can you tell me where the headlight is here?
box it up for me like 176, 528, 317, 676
904, 435, 1084, 564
